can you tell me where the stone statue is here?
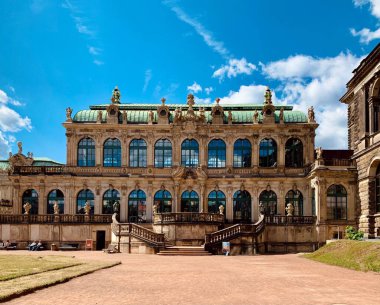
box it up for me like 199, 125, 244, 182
53, 201, 59, 215
148, 110, 154, 124
23, 202, 32, 215
84, 200, 91, 215
259, 202, 265, 215
308, 106, 315, 123
122, 110, 127, 124
279, 107, 284, 122
17, 142, 22, 155
316, 146, 323, 159
172, 166, 185, 178
228, 110, 232, 124
174, 108, 181, 124
8, 152, 12, 159
113, 201, 120, 214
253, 110, 259, 124
196, 165, 208, 179
285, 203, 294, 216
111, 86, 121, 104
264, 87, 272, 104
66, 107, 73, 121
219, 204, 225, 215
153, 204, 157, 215
97, 110, 102, 123
187, 94, 195, 107
199, 107, 206, 123
161, 97, 166, 105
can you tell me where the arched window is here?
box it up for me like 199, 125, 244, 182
129, 139, 147, 167
233, 139, 251, 168
285, 190, 303, 216
285, 138, 303, 168
181, 191, 199, 212
128, 190, 146, 223
259, 190, 277, 215
233, 190, 251, 223
47, 189, 64, 214
103, 138, 121, 167
77, 138, 95, 166
154, 190, 172, 213
376, 165, 380, 213
208, 190, 226, 214
181, 139, 199, 167
154, 139, 172, 168
259, 138, 277, 167
22, 189, 38, 214
77, 189, 94, 214
103, 189, 120, 214
208, 139, 226, 168
327, 185, 347, 220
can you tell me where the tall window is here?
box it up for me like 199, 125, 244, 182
103, 138, 121, 167
154, 139, 172, 168
129, 139, 147, 167
208, 190, 226, 214
259, 190, 277, 215
233, 139, 251, 168
181, 139, 199, 167
181, 191, 199, 212
376, 166, 380, 213
208, 139, 226, 168
327, 184, 347, 220
311, 188, 316, 216
285, 190, 303, 216
103, 189, 120, 214
259, 138, 277, 167
77, 137, 95, 166
77, 189, 94, 214
128, 190, 146, 223
22, 189, 38, 215
47, 189, 64, 214
233, 190, 251, 223
285, 138, 303, 168
154, 190, 172, 213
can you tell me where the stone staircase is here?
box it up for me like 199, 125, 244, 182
157, 246, 212, 256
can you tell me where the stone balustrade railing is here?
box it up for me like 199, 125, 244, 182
153, 212, 225, 224
0, 214, 112, 224
265, 215, 316, 225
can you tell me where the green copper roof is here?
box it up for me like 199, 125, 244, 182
0, 157, 63, 169
73, 103, 308, 124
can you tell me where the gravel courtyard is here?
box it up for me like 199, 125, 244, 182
2, 251, 379, 305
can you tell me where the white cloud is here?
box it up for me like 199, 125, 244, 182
213, 58, 256, 81
164, 2, 229, 59
351, 0, 380, 43
143, 69, 152, 92
262, 52, 363, 149
205, 87, 213, 95
220, 85, 274, 105
194, 97, 211, 104
187, 82, 202, 93
93, 59, 104, 66
88, 46, 101, 56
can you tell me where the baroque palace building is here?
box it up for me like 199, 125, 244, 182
4, 52, 378, 252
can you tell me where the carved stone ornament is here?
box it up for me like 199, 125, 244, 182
8, 142, 34, 169
66, 107, 73, 122
211, 98, 224, 125
172, 166, 186, 179
173, 94, 206, 125
111, 86, 121, 104
122, 110, 128, 124
157, 98, 170, 124
253, 110, 259, 124
106, 104, 119, 124
228, 110, 233, 124
308, 106, 315, 123
97, 110, 102, 124
196, 165, 208, 180
262, 88, 276, 124
279, 107, 284, 123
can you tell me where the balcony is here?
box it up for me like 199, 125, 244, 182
0, 214, 112, 224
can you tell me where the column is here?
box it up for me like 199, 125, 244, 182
173, 136, 180, 167
120, 190, 128, 222
122, 136, 128, 167
174, 182, 180, 213
278, 136, 285, 168
226, 187, 233, 222
94, 188, 102, 214
200, 136, 207, 167
96, 142, 102, 166
147, 137, 154, 168
252, 136, 259, 169
226, 138, 233, 168
146, 184, 153, 222
200, 182, 205, 212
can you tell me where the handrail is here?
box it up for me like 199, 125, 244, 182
153, 212, 224, 224
0, 214, 112, 224
205, 215, 265, 246
265, 215, 316, 225
112, 214, 165, 247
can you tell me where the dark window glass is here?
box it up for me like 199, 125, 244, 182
208, 139, 226, 168
129, 139, 147, 168
181, 139, 199, 167
103, 138, 121, 167
208, 190, 226, 214
22, 189, 38, 215
103, 189, 120, 214
327, 184, 347, 220
259, 138, 277, 167
233, 190, 251, 223
259, 190, 277, 215
233, 139, 251, 168
154, 139, 172, 168
181, 191, 199, 212
311, 188, 316, 216
128, 190, 146, 223
47, 189, 64, 214
285, 138, 303, 168
285, 190, 303, 216
77, 189, 95, 214
376, 166, 380, 213
154, 190, 172, 213
77, 138, 95, 166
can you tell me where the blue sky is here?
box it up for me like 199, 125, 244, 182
0, 0, 379, 163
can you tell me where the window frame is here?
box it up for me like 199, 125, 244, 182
154, 139, 172, 168
129, 139, 147, 168
77, 137, 96, 167
103, 138, 121, 167
181, 139, 199, 168
233, 139, 252, 168
259, 138, 277, 167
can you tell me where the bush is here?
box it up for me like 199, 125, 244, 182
345, 226, 364, 240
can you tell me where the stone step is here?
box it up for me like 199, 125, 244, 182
157, 246, 212, 256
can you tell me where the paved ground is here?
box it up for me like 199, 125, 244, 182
1, 251, 379, 305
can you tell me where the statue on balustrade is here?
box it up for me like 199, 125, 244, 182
53, 201, 59, 215
219, 205, 225, 215
285, 203, 294, 216
23, 202, 32, 215
84, 201, 91, 215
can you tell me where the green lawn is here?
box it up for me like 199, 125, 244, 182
0, 255, 121, 302
304, 240, 380, 272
